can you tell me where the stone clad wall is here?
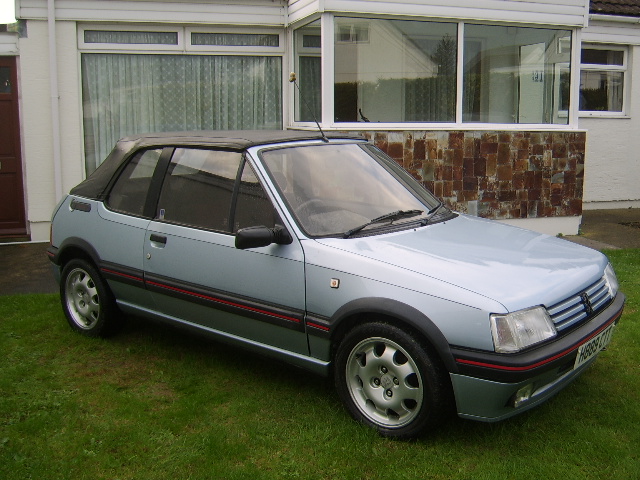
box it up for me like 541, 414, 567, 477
356, 130, 586, 220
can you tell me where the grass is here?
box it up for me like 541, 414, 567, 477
1, 250, 639, 480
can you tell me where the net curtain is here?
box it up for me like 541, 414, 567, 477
82, 53, 282, 174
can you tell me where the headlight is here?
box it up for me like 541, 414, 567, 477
490, 306, 557, 353
604, 262, 619, 297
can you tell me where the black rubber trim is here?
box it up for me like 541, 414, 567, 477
305, 315, 332, 339
452, 293, 625, 383
46, 245, 59, 263
100, 262, 145, 287
144, 273, 306, 332
48, 236, 101, 267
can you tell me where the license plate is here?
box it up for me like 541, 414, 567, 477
574, 323, 615, 370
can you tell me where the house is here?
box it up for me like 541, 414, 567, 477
0, 0, 638, 242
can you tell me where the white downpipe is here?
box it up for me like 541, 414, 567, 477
48, 0, 63, 201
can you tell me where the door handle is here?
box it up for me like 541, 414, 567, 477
149, 234, 167, 246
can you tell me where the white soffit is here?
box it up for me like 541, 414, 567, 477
18, 0, 287, 26
288, 0, 589, 27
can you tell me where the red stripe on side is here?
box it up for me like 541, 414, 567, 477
306, 322, 330, 332
146, 280, 301, 324
101, 268, 144, 283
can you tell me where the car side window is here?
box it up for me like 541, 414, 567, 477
107, 149, 163, 216
157, 148, 242, 232
234, 163, 278, 232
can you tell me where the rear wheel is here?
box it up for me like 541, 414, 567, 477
60, 259, 121, 337
335, 322, 449, 438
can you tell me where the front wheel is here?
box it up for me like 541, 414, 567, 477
334, 322, 450, 438
60, 259, 121, 337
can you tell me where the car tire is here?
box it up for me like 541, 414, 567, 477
60, 259, 122, 337
334, 321, 449, 438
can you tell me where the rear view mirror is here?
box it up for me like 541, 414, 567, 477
235, 225, 292, 250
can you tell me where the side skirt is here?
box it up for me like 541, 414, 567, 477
117, 300, 331, 376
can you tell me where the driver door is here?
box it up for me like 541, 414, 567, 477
143, 147, 308, 354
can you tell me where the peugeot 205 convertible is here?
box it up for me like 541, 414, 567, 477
48, 131, 625, 438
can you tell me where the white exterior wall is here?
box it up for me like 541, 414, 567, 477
0, 30, 19, 54
580, 18, 640, 209
18, 20, 83, 241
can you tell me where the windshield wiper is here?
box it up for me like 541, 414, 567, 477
419, 202, 444, 226
343, 209, 423, 238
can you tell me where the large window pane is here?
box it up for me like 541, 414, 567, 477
579, 46, 626, 113
463, 25, 571, 124
81, 54, 282, 174
334, 18, 457, 123
580, 71, 624, 112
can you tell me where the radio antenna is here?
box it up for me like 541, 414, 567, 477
289, 72, 328, 142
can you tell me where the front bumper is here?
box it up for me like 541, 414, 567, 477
450, 292, 625, 422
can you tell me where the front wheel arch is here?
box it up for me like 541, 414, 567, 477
334, 321, 453, 438
328, 297, 458, 374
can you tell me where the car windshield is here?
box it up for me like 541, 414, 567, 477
260, 143, 441, 237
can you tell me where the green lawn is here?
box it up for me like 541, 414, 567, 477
1, 250, 639, 480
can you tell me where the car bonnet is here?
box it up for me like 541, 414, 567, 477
314, 214, 608, 313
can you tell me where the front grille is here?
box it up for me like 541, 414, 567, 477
547, 276, 613, 332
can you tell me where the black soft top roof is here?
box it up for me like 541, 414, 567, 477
70, 130, 364, 200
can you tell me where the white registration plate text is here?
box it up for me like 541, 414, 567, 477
574, 323, 615, 370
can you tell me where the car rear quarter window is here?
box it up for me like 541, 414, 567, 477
107, 148, 162, 216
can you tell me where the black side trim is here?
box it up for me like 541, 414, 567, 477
452, 293, 625, 383
305, 315, 332, 339
100, 262, 145, 287
144, 273, 305, 333
47, 246, 59, 263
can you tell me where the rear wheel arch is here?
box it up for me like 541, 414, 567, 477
59, 257, 122, 337
54, 238, 101, 269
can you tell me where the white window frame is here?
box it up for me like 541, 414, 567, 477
290, 14, 580, 131
579, 43, 628, 118
187, 26, 284, 55
78, 24, 185, 52
78, 24, 284, 56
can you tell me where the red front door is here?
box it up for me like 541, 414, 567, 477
0, 56, 27, 237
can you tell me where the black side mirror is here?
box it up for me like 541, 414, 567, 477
235, 225, 293, 250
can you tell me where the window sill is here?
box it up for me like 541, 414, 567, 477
579, 113, 630, 119
290, 122, 584, 132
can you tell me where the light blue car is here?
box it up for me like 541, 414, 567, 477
48, 131, 625, 438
